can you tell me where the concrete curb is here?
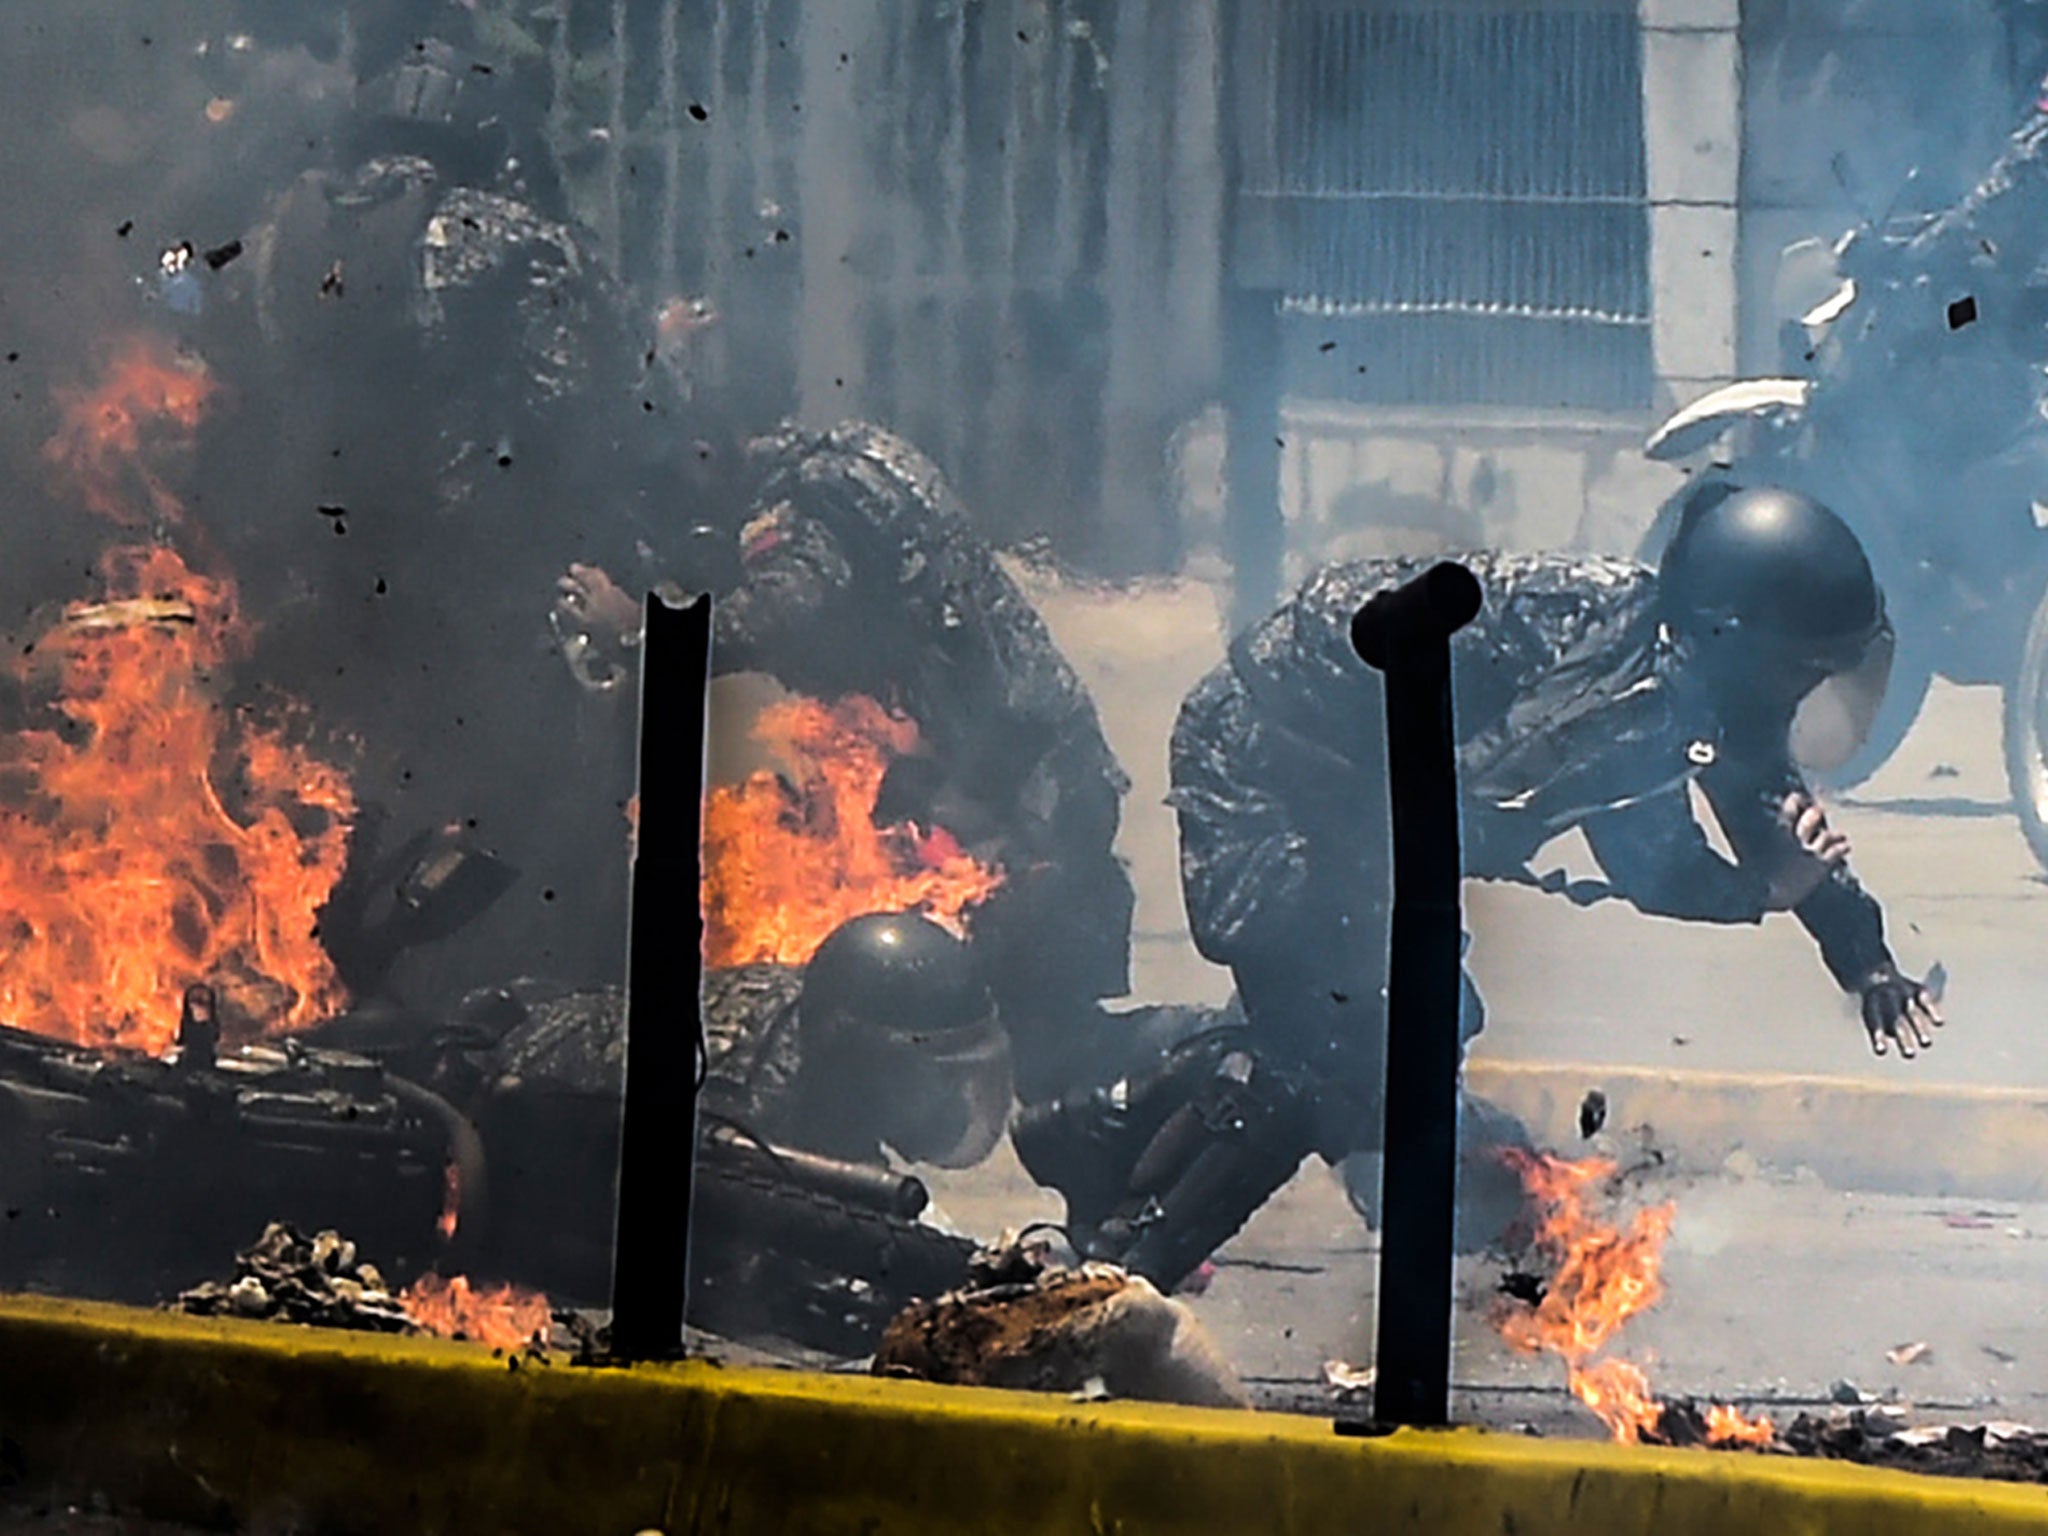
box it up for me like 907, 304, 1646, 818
1468, 1059, 2048, 1200
4, 1295, 2048, 1534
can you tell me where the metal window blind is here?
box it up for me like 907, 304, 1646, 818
1253, 2, 1653, 411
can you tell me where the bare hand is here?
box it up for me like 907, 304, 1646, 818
1764, 791, 1852, 909
1859, 965, 1944, 1060
553, 562, 641, 644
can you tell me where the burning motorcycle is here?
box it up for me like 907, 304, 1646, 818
0, 988, 478, 1302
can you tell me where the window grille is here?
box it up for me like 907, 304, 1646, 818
1251, 1, 1652, 411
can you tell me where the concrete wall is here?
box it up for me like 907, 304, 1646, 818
1643, 0, 1742, 411
1267, 404, 1683, 570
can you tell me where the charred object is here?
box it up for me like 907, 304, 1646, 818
317, 814, 520, 1008
0, 1011, 470, 1302
173, 1221, 413, 1333
1778, 1409, 2048, 1485
873, 1249, 1250, 1409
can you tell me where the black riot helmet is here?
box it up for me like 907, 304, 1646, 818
1660, 483, 1894, 764
795, 912, 1013, 1168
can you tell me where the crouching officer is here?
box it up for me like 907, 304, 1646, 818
1019, 483, 1941, 1290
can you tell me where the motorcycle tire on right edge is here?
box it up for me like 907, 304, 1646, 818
2003, 580, 2048, 875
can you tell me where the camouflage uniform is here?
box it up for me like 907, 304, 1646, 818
193, 141, 675, 1004
713, 422, 1136, 1097
1173, 551, 1898, 1104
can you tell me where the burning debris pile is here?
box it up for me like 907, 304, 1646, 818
1495, 1152, 1774, 1448
399, 1272, 553, 1352
174, 1223, 411, 1333
702, 694, 1003, 967
174, 1224, 551, 1352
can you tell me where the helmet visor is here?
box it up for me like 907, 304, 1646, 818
1788, 618, 1895, 774
877, 1016, 1015, 1170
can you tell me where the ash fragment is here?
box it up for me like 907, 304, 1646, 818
1578, 1088, 1608, 1139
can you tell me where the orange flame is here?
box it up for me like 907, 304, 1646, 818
701, 694, 1004, 968
400, 1274, 552, 1352
1498, 1152, 1774, 1448
437, 1160, 463, 1242
1704, 1402, 1778, 1449
0, 337, 356, 1053
44, 333, 214, 528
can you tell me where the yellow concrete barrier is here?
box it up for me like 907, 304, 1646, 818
2, 1293, 2048, 1534
1468, 1059, 2048, 1200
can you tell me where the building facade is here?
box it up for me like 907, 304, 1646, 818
530, 0, 2045, 599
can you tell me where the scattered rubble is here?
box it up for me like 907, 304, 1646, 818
1783, 1410, 2048, 1484
1637, 1400, 2048, 1486
172, 1223, 411, 1333
171, 1224, 563, 1354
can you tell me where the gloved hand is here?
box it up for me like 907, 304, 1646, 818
1857, 963, 1944, 1059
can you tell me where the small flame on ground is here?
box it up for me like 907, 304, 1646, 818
0, 336, 356, 1052
702, 694, 1004, 967
1497, 1151, 1774, 1448
1703, 1402, 1778, 1448
437, 1161, 462, 1242
401, 1274, 552, 1352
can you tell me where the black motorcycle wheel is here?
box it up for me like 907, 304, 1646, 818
2003, 580, 2048, 875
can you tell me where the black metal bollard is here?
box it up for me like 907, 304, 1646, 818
1351, 561, 1482, 1428
609, 591, 712, 1360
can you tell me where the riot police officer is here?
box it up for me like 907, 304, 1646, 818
189, 34, 680, 1004
1018, 484, 1941, 1290
558, 421, 1139, 1101
473, 911, 1009, 1303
